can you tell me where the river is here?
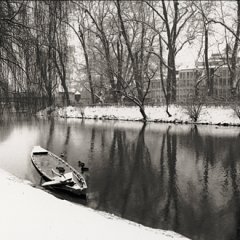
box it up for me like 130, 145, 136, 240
0, 115, 240, 240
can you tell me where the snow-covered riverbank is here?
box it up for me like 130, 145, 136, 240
0, 169, 188, 240
38, 105, 240, 126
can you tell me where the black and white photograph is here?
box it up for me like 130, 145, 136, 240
0, 1, 240, 239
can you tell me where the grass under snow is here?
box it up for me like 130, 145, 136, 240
39, 105, 240, 126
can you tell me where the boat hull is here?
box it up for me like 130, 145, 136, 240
31, 146, 87, 196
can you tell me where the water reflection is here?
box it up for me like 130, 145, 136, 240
62, 125, 71, 161
165, 127, 179, 230
88, 127, 95, 161
86, 123, 240, 240
1, 118, 240, 240
91, 123, 156, 223
46, 118, 55, 149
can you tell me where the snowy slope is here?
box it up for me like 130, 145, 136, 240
0, 169, 189, 240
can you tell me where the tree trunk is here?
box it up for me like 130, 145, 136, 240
47, 87, 53, 106
104, 42, 118, 102
204, 26, 212, 96
139, 105, 147, 121
159, 36, 171, 117
167, 50, 177, 103
80, 32, 95, 104
116, 0, 144, 102
230, 0, 240, 96
61, 80, 70, 106
116, 39, 123, 104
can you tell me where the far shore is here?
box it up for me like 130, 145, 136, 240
38, 105, 240, 127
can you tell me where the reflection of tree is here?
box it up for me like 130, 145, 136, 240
91, 123, 240, 239
159, 127, 168, 182
65, 126, 71, 145
153, 127, 168, 228
88, 127, 96, 161
46, 118, 55, 149
192, 125, 203, 163
99, 127, 106, 169
201, 136, 214, 202
195, 135, 213, 238
120, 123, 153, 219
97, 127, 119, 209
62, 125, 71, 161
226, 144, 240, 239
101, 128, 106, 150
200, 137, 214, 206
164, 128, 179, 231
95, 123, 156, 225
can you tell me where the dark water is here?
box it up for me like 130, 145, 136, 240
1, 116, 240, 240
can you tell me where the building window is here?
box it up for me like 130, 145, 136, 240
219, 78, 222, 86
224, 78, 226, 86
223, 89, 226, 96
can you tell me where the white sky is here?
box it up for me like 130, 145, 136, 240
68, 1, 237, 71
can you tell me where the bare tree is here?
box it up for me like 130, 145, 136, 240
221, 0, 240, 97
80, 1, 120, 103
66, 2, 95, 104
53, 1, 70, 106
116, 0, 158, 120
191, 1, 219, 97
192, 1, 240, 99
32, 1, 71, 106
0, 1, 31, 94
146, 0, 196, 104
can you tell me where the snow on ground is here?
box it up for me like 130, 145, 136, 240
0, 169, 189, 240
38, 105, 240, 126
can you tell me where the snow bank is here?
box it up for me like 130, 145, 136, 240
38, 105, 240, 126
0, 169, 188, 240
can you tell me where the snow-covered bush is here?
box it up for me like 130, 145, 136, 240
231, 102, 240, 119
184, 98, 204, 122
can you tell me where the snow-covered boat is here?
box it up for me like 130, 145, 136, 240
31, 146, 87, 196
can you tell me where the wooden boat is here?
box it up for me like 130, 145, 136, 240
31, 146, 87, 196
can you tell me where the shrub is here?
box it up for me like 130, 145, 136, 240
231, 102, 240, 119
185, 98, 204, 122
